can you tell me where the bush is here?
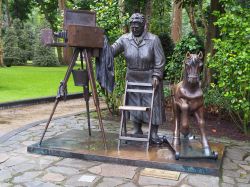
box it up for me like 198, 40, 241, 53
33, 38, 59, 67
3, 27, 24, 65
165, 33, 204, 83
209, 0, 250, 134
3, 57, 19, 67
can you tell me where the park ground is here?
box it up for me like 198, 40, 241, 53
0, 98, 250, 186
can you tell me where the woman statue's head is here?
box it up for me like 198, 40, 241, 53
129, 13, 145, 37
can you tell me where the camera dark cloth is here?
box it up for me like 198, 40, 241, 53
96, 36, 115, 93
112, 32, 166, 125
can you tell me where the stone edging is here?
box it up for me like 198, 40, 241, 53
0, 93, 83, 109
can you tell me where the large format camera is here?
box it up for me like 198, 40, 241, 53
41, 9, 104, 50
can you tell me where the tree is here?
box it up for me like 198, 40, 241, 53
209, 0, 250, 134
9, 0, 34, 22
0, 0, 3, 67
150, 0, 172, 34
33, 37, 59, 67
35, 0, 66, 64
3, 27, 23, 65
171, 0, 182, 43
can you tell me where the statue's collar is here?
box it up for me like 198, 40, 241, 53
128, 31, 148, 47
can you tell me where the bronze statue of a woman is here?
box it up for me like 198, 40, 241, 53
112, 13, 166, 144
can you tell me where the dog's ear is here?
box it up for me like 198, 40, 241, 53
198, 51, 203, 59
186, 51, 191, 59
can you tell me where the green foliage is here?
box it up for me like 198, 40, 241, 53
165, 33, 204, 83
158, 33, 175, 61
9, 0, 35, 21
150, 0, 172, 34
208, 0, 250, 134
91, 0, 128, 114
91, 0, 129, 42
3, 27, 23, 66
34, 0, 61, 31
33, 32, 59, 67
124, 0, 146, 15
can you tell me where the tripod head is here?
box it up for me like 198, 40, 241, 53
41, 9, 104, 49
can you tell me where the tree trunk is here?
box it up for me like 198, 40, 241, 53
118, 0, 128, 33
186, 5, 198, 36
203, 0, 223, 86
58, 0, 70, 65
145, 0, 153, 30
171, 0, 182, 43
0, 0, 3, 66
58, 0, 65, 10
5, 0, 11, 26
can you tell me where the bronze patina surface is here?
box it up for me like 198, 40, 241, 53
28, 130, 224, 176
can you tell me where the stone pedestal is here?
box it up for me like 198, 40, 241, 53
27, 130, 224, 176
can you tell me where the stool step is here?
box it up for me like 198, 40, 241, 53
126, 89, 153, 93
119, 136, 148, 142
119, 106, 150, 111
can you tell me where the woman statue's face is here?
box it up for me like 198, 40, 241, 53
130, 22, 144, 37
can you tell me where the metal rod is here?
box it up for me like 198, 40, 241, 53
83, 49, 107, 149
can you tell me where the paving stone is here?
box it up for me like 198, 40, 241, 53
138, 173, 187, 186
0, 183, 12, 187
96, 177, 125, 187
42, 155, 62, 161
24, 180, 59, 187
0, 170, 12, 182
237, 183, 250, 187
65, 174, 101, 187
0, 153, 9, 163
3, 156, 29, 167
13, 171, 42, 183
232, 160, 248, 165
223, 169, 241, 178
222, 176, 235, 184
0, 146, 14, 153
10, 163, 37, 174
22, 141, 37, 146
88, 164, 137, 179
237, 169, 248, 177
47, 166, 79, 176
239, 164, 250, 171
185, 175, 219, 187
42, 172, 66, 182
220, 183, 234, 187
244, 156, 250, 162
236, 177, 250, 183
35, 158, 55, 170
226, 148, 247, 161
179, 184, 193, 187
55, 158, 98, 170
222, 158, 238, 170
118, 182, 138, 187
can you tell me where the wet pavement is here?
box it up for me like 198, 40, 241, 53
0, 99, 250, 187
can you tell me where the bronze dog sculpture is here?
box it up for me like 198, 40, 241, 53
172, 52, 212, 156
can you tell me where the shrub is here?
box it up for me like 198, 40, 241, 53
209, 0, 250, 134
3, 27, 23, 65
33, 38, 59, 67
165, 33, 204, 83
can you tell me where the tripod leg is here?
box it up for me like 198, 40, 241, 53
83, 49, 107, 149
80, 51, 91, 136
85, 88, 91, 136
39, 48, 80, 145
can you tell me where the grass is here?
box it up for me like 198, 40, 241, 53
0, 66, 83, 103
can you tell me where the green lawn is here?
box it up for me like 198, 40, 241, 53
0, 66, 83, 103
